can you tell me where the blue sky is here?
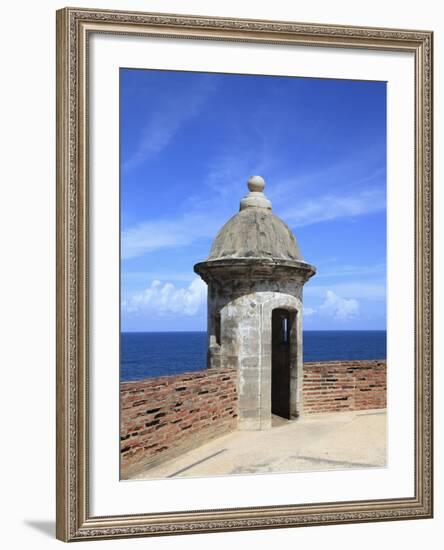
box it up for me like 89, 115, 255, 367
120, 69, 386, 332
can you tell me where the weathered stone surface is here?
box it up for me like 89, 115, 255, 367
206, 208, 301, 261
194, 177, 316, 430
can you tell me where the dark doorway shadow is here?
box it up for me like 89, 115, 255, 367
24, 520, 55, 538
271, 308, 293, 419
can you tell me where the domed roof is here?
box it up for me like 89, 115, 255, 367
208, 208, 301, 261
206, 176, 301, 262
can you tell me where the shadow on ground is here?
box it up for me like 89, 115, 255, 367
24, 520, 55, 538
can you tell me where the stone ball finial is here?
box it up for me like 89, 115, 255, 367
240, 175, 271, 211
247, 175, 265, 193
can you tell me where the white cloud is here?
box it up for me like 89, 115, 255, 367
123, 278, 207, 316
304, 290, 360, 321
303, 306, 316, 317
281, 188, 386, 228
319, 290, 360, 321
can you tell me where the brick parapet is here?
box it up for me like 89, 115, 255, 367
120, 367, 237, 478
302, 360, 387, 414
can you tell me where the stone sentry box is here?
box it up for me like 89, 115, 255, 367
195, 176, 315, 430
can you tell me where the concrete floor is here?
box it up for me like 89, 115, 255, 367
130, 408, 386, 480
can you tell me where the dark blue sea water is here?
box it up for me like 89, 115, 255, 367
120, 331, 386, 382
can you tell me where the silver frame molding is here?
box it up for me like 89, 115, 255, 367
56, 6, 433, 542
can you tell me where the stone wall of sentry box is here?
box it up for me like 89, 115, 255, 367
120, 367, 238, 478
120, 360, 386, 477
302, 360, 387, 414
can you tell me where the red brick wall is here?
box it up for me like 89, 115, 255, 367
302, 360, 386, 414
120, 368, 237, 478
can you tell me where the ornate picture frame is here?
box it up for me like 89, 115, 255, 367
56, 6, 433, 541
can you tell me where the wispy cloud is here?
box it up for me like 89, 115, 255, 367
121, 211, 222, 259
121, 270, 196, 283
122, 142, 386, 259
314, 262, 386, 279
305, 281, 385, 301
123, 76, 219, 171
281, 187, 386, 228
123, 278, 206, 316
122, 220, 190, 258
269, 155, 385, 200
122, 187, 386, 260
203, 139, 274, 199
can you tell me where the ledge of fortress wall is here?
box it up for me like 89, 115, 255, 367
302, 360, 387, 414
120, 367, 238, 479
120, 360, 386, 478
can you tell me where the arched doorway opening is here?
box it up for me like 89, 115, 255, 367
271, 308, 297, 419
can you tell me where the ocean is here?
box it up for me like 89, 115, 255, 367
120, 330, 386, 382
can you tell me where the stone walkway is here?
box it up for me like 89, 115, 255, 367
128, 409, 386, 480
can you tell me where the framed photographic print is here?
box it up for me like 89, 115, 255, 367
56, 6, 433, 542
